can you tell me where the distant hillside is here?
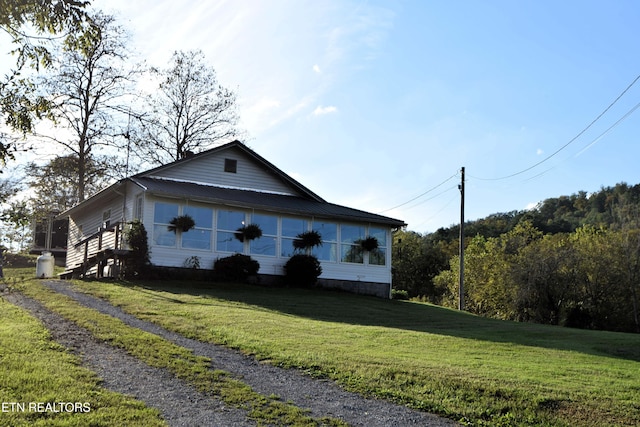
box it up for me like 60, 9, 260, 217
430, 182, 640, 242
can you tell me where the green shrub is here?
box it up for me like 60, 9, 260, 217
123, 220, 151, 278
391, 289, 409, 300
284, 254, 322, 287
213, 254, 259, 282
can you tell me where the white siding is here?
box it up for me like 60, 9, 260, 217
144, 196, 394, 284
66, 182, 143, 269
146, 146, 296, 195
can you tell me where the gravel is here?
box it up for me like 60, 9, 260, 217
5, 280, 458, 427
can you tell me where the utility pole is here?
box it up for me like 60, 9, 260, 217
458, 167, 465, 311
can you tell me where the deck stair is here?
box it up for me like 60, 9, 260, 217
59, 222, 130, 279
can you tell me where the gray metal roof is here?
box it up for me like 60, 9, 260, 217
132, 176, 406, 228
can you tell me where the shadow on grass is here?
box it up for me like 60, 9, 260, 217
109, 279, 640, 362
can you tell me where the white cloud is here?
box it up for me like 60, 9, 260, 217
536, 148, 544, 155
313, 64, 321, 73
313, 105, 338, 116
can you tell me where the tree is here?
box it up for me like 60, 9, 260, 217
34, 12, 135, 201
0, 200, 32, 251
392, 230, 450, 302
513, 233, 579, 325
26, 154, 113, 214
0, 0, 91, 166
133, 50, 240, 165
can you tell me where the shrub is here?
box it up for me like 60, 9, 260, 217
213, 254, 259, 282
391, 289, 409, 300
123, 220, 151, 278
284, 254, 322, 287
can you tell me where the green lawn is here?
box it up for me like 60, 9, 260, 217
71, 279, 640, 427
3, 270, 345, 427
0, 289, 165, 426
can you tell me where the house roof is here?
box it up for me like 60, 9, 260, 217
59, 140, 406, 228
135, 140, 327, 203
131, 176, 406, 228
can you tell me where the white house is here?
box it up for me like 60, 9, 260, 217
59, 141, 406, 297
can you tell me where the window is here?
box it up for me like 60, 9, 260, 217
224, 158, 237, 173
281, 217, 308, 257
182, 206, 213, 250
153, 202, 178, 247
102, 209, 111, 228
312, 221, 337, 262
250, 213, 277, 256
340, 224, 364, 263
216, 210, 245, 253
135, 196, 143, 220
368, 226, 387, 266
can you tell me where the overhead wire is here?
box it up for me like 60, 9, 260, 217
377, 171, 459, 214
518, 98, 640, 184
469, 72, 640, 181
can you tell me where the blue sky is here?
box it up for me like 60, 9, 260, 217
20, 1, 640, 232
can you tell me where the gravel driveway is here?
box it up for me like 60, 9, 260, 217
5, 280, 458, 427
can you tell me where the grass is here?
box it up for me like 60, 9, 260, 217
0, 288, 165, 426
67, 278, 640, 427
2, 270, 345, 427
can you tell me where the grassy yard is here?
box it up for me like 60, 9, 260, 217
69, 278, 640, 427
0, 282, 165, 426
5, 268, 640, 426
2, 270, 346, 427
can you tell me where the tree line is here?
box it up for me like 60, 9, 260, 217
393, 182, 640, 333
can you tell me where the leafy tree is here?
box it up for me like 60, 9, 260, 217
26, 154, 113, 214
34, 12, 134, 201
0, 200, 32, 251
0, 0, 91, 165
513, 233, 579, 325
392, 230, 450, 302
569, 226, 628, 331
132, 50, 240, 165
0, 175, 20, 203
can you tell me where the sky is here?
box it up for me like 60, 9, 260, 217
7, 0, 640, 233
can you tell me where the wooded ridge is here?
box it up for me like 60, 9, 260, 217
393, 182, 640, 333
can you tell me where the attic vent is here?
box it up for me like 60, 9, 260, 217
224, 158, 237, 173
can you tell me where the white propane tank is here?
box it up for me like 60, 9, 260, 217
36, 251, 55, 278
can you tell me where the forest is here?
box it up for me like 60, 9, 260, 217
392, 182, 640, 333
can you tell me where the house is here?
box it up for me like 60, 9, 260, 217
59, 141, 406, 298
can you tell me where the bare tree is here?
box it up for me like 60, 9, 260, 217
35, 12, 137, 201
133, 50, 240, 165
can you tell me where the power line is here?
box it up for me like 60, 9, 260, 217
377, 172, 458, 214
402, 184, 459, 211
470, 73, 640, 181
522, 99, 640, 183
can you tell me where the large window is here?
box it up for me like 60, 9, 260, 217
368, 226, 387, 266
153, 202, 178, 247
216, 210, 245, 253
312, 221, 337, 262
250, 213, 277, 256
340, 224, 364, 263
182, 206, 213, 250
281, 217, 308, 257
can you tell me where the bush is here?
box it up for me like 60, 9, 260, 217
391, 289, 409, 300
123, 220, 151, 278
213, 254, 259, 283
284, 254, 322, 287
